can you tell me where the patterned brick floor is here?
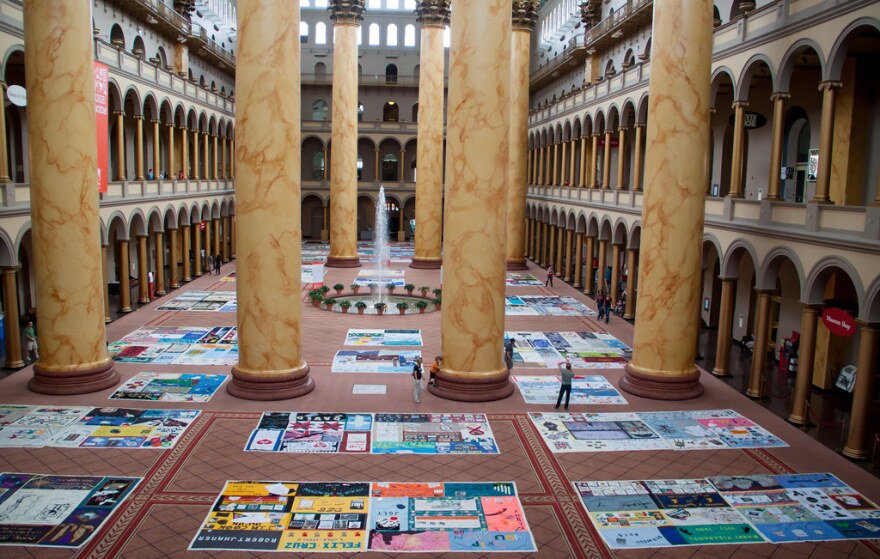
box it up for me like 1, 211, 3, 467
0, 258, 878, 558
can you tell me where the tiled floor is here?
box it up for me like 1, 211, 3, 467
1, 255, 878, 558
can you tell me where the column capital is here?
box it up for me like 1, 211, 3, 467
800, 302, 822, 312
151, 119, 160, 124
731, 100, 749, 110
634, 122, 646, 128
133, 114, 144, 120
180, 124, 188, 130
818, 80, 842, 92
137, 233, 149, 240
0, 264, 21, 273
719, 276, 737, 284
770, 91, 790, 102
415, 0, 450, 28
854, 319, 879, 332
166, 226, 178, 231
511, 1, 539, 32
329, 0, 366, 25
166, 122, 175, 128
114, 110, 125, 117
618, 126, 628, 132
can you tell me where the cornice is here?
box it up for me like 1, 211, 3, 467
414, 0, 450, 28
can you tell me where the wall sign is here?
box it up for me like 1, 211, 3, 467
6, 85, 26, 107
821, 307, 856, 337
728, 111, 767, 129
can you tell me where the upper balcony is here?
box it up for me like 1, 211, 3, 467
188, 23, 236, 72
583, 0, 653, 52
105, 0, 190, 37
529, 35, 588, 93
301, 73, 437, 88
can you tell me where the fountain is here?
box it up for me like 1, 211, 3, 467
375, 186, 391, 304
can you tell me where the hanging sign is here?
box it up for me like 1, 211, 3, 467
6, 85, 26, 107
199, 221, 206, 231
728, 111, 767, 129
94, 62, 110, 194
821, 307, 856, 337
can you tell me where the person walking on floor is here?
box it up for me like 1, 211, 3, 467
504, 338, 516, 374
554, 359, 574, 410
429, 355, 442, 386
412, 356, 424, 403
596, 291, 606, 321
206, 253, 214, 274
214, 255, 222, 275
545, 265, 554, 287
603, 296, 612, 324
24, 320, 38, 364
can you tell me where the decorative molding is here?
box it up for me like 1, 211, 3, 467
329, 0, 366, 25
512, 1, 539, 32
414, 0, 450, 28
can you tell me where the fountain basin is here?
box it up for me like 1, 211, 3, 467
318, 293, 438, 315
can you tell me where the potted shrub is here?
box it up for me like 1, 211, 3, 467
308, 290, 324, 307
386, 282, 397, 294
374, 301, 387, 315
418, 286, 430, 297
339, 300, 351, 313
415, 300, 429, 314
432, 297, 442, 310
432, 288, 442, 298
324, 298, 335, 310
319, 285, 330, 296
333, 283, 345, 296
351, 283, 361, 295
396, 301, 409, 315
355, 301, 368, 315
404, 283, 415, 295
368, 282, 378, 294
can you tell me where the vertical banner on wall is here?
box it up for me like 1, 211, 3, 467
94, 61, 109, 194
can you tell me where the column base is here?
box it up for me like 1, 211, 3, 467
29, 359, 119, 395
156, 290, 166, 296
325, 256, 361, 268
786, 415, 808, 427
138, 298, 150, 304
170, 282, 180, 289
119, 306, 133, 313
710, 368, 731, 378
620, 364, 704, 400
506, 259, 528, 271
745, 388, 766, 399
4, 359, 25, 370
841, 446, 867, 460
623, 313, 634, 320
397, 231, 406, 242
227, 363, 314, 400
428, 369, 514, 402
320, 230, 328, 242
410, 257, 442, 270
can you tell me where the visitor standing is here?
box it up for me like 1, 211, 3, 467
429, 355, 442, 386
24, 320, 38, 364
545, 265, 554, 287
206, 253, 214, 274
596, 291, 606, 321
504, 338, 516, 373
214, 255, 222, 275
554, 359, 574, 410
412, 357, 424, 403
603, 296, 612, 324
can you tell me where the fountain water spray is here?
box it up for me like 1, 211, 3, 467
375, 186, 390, 304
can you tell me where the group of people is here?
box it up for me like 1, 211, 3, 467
412, 355, 442, 403
145, 169, 191, 181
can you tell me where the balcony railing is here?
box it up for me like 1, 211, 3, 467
530, 35, 586, 92
301, 73, 435, 88
583, 0, 653, 49
189, 24, 236, 70
106, 0, 190, 35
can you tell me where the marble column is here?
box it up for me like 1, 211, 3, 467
180, 126, 189, 178
559, 141, 567, 185
746, 289, 773, 399
220, 135, 226, 179
203, 219, 211, 269
221, 216, 230, 262
192, 222, 202, 276
154, 231, 166, 295
624, 248, 637, 319
569, 139, 577, 185
181, 224, 192, 282
230, 216, 237, 258
620, 0, 712, 400
728, 101, 747, 198
192, 130, 199, 179
431, 0, 513, 402
136, 234, 149, 304
766, 93, 788, 200
616, 127, 627, 189
537, 145, 544, 184
117, 240, 132, 312
590, 134, 599, 187
555, 227, 564, 275
24, 1, 118, 394
602, 131, 612, 188
202, 132, 210, 181
152, 120, 160, 178
168, 227, 180, 288
583, 235, 595, 295
573, 232, 584, 288
537, 222, 545, 265
632, 123, 644, 191
563, 229, 573, 282
552, 142, 559, 185
411, 0, 449, 269
596, 239, 607, 294
100, 245, 111, 323
212, 217, 221, 259
115, 111, 125, 180
212, 134, 219, 179
841, 322, 878, 459
167, 124, 175, 178
326, 0, 365, 269
788, 304, 820, 425
711, 278, 736, 377
0, 83, 10, 181
1, 266, 24, 368
610, 243, 621, 301
135, 115, 145, 180
547, 225, 555, 269
230, 141, 235, 178
230, 0, 313, 400
812, 81, 841, 204
505, 2, 536, 271
579, 136, 588, 187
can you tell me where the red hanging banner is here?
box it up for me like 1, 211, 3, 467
94, 62, 109, 194
821, 307, 856, 337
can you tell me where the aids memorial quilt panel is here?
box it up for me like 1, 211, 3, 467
344, 329, 423, 347
245, 412, 373, 453
372, 414, 499, 455
109, 372, 228, 402
512, 375, 627, 405
331, 350, 421, 373
109, 326, 238, 365
505, 273, 543, 286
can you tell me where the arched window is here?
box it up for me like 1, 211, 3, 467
312, 99, 329, 120
412, 103, 419, 123
382, 153, 399, 181
110, 24, 125, 47
369, 23, 380, 45
358, 101, 365, 122
356, 25, 362, 45
357, 155, 364, 180
404, 0, 416, 8
387, 0, 399, 8
156, 47, 168, 67
299, 21, 309, 42
404, 24, 416, 47
443, 26, 451, 48
386, 24, 398, 46
314, 62, 327, 78
312, 151, 325, 179
314, 0, 328, 6
383, 101, 399, 122
368, 0, 381, 8
315, 22, 327, 44
132, 35, 146, 57
385, 63, 398, 84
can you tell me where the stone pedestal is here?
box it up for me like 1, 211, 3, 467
24, 0, 118, 394
430, 0, 513, 402
229, 0, 313, 400
620, 0, 712, 401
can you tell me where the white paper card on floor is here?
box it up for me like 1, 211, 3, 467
352, 384, 387, 395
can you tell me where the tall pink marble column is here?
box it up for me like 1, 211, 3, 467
24, 0, 119, 394
410, 0, 449, 270
326, 0, 365, 268
431, 0, 513, 402
229, 0, 313, 400
505, 1, 538, 271
620, 0, 712, 400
